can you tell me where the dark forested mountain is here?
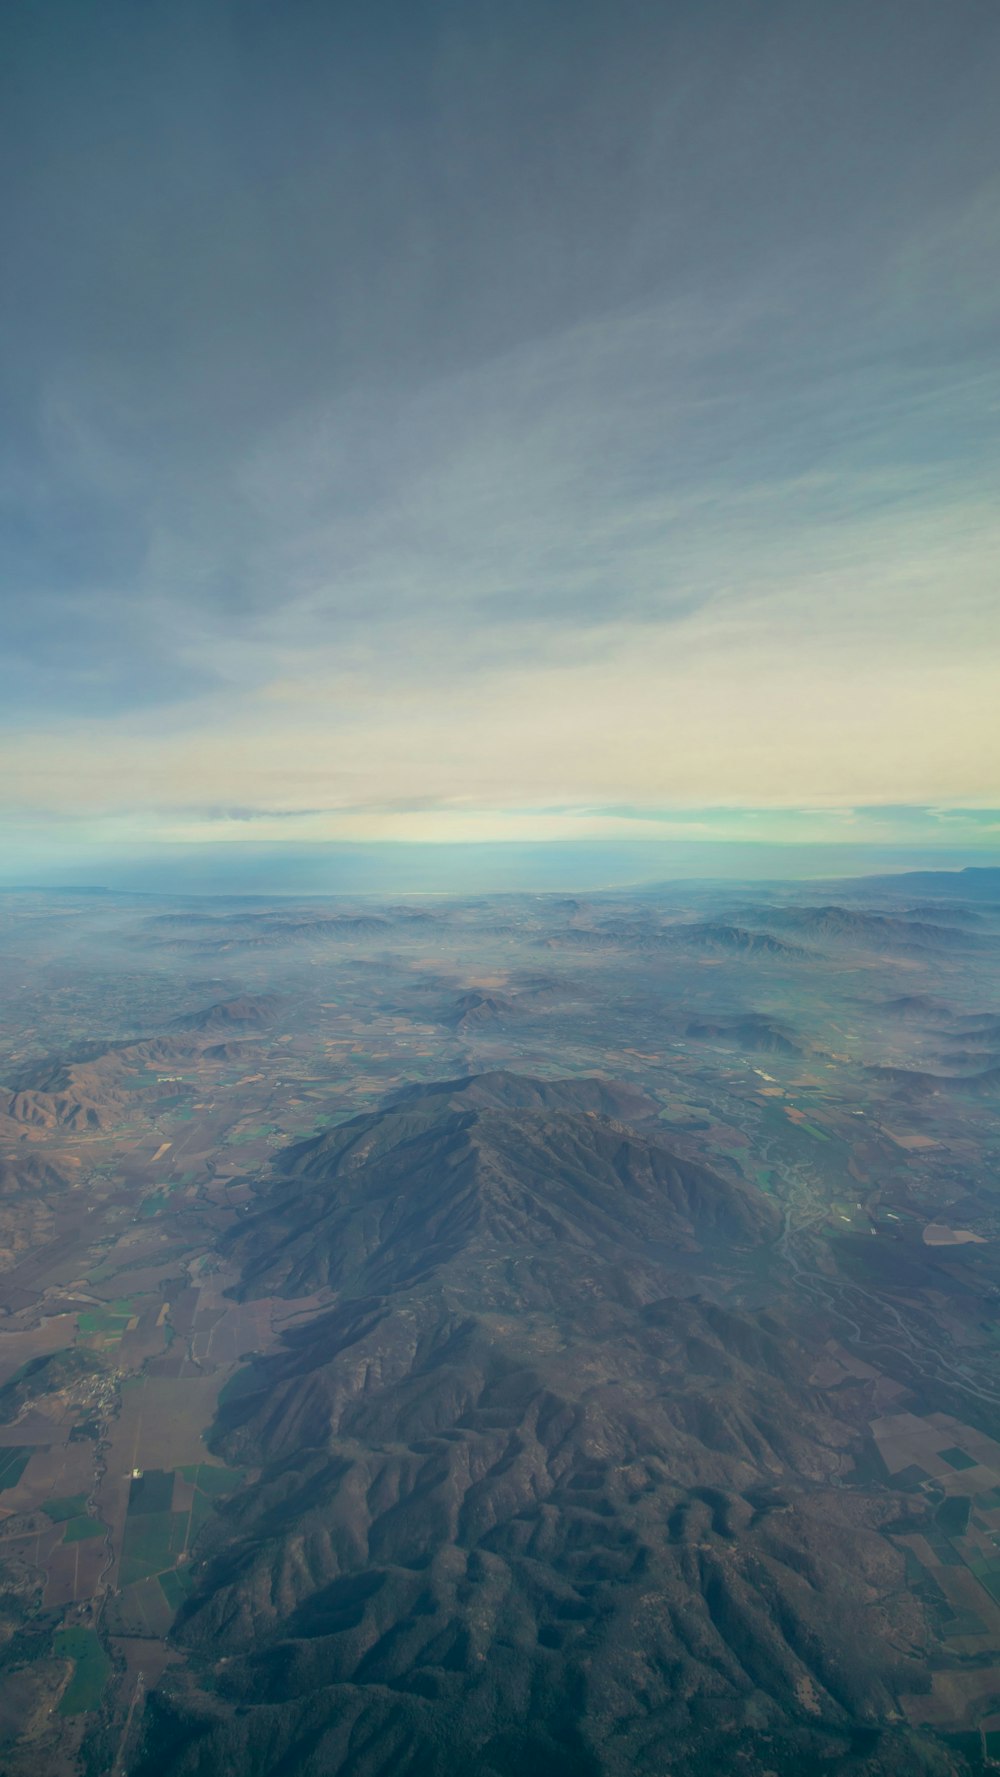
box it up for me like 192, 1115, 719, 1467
672, 1013, 802, 1055
135, 1074, 940, 1777
226, 1071, 774, 1299
171, 994, 283, 1032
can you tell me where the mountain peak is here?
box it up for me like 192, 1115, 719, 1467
229, 1074, 778, 1301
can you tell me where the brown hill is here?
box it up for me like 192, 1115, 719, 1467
1, 1025, 259, 1132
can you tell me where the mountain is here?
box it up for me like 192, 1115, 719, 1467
0, 1152, 79, 1194
666, 924, 806, 958
247, 914, 390, 939
202, 1039, 264, 1062
949, 1013, 1000, 1041
385, 1070, 658, 1121
136, 1074, 941, 1777
546, 921, 805, 958
902, 904, 984, 924
1, 1035, 191, 1131
880, 995, 955, 1019
171, 994, 282, 1033
446, 991, 520, 1032
226, 1075, 774, 1302
674, 1013, 802, 1055
935, 1046, 1000, 1069
867, 1064, 1000, 1100
843, 867, 1000, 902
745, 905, 982, 953
0, 1010, 277, 1131
149, 911, 396, 952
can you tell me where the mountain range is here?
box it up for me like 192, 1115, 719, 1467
138, 1072, 942, 1777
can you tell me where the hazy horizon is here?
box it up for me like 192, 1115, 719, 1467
4, 838, 1000, 899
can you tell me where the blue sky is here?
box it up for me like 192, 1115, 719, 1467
1, 0, 998, 883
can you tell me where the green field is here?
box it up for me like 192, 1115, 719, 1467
129, 1467, 175, 1513
939, 1446, 978, 1471
63, 1514, 106, 1542
936, 1495, 972, 1537
119, 1510, 189, 1586
180, 1462, 244, 1497
158, 1566, 194, 1612
0, 1447, 31, 1490
113, 1576, 176, 1637
78, 1298, 136, 1338
227, 1123, 280, 1144
139, 1189, 171, 1218
116, 1463, 246, 1589
54, 1628, 111, 1715
43, 1492, 88, 1521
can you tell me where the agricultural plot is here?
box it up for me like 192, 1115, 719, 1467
876, 1410, 1000, 1683
107, 1372, 225, 1474
157, 1565, 194, 1612
42, 1493, 88, 1522
54, 1627, 111, 1715
117, 1461, 244, 1594
179, 1462, 243, 1497
0, 1446, 32, 1491
62, 1514, 105, 1541
128, 1467, 175, 1514
119, 1509, 189, 1587
44, 1534, 108, 1607
871, 1411, 1000, 1486
77, 1299, 138, 1350
106, 1574, 175, 1639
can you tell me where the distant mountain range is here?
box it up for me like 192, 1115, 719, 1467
842, 867, 1000, 902
736, 905, 986, 954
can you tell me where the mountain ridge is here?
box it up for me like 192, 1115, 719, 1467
136, 1070, 942, 1777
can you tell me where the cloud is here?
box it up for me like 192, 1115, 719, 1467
1, 0, 998, 860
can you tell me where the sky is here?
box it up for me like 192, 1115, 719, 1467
1, 0, 998, 888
